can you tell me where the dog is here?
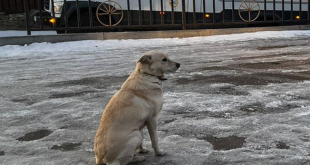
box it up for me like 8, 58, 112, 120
94, 50, 180, 165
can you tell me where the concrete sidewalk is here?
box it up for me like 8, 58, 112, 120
0, 25, 310, 46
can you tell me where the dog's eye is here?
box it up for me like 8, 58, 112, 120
162, 58, 167, 62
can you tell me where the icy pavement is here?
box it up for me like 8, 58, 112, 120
1, 30, 310, 165
0, 31, 57, 37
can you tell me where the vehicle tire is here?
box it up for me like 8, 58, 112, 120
29, 9, 40, 26
56, 30, 66, 34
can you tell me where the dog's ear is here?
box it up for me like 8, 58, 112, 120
137, 55, 152, 64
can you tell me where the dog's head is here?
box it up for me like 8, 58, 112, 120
136, 50, 180, 79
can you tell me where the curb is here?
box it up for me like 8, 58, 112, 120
1, 25, 310, 46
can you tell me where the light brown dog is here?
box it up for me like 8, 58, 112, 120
94, 50, 180, 165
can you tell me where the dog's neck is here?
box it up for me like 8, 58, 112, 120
122, 69, 165, 91
142, 72, 167, 81
136, 68, 167, 81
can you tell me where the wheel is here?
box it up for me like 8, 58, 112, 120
96, 1, 123, 26
238, 0, 260, 22
29, 9, 40, 27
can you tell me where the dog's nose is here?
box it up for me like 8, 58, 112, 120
176, 63, 180, 68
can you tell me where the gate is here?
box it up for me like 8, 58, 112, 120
23, 0, 310, 35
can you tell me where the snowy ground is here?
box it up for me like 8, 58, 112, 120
1, 30, 310, 165
0, 31, 57, 37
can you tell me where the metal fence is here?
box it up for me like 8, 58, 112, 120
24, 0, 310, 35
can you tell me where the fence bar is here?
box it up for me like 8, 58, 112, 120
38, 0, 43, 29
150, 0, 153, 25
193, 0, 196, 24
203, 0, 206, 23
51, 0, 56, 29
64, 0, 68, 29
161, 0, 164, 25
282, 0, 284, 21
14, 0, 18, 11
273, 0, 275, 21
138, 0, 142, 25
264, 0, 266, 21
291, 0, 293, 20
299, 0, 302, 19
127, 0, 131, 26
76, 0, 81, 28
24, 0, 31, 35
171, 0, 175, 24
232, 0, 235, 22
222, 0, 225, 23
88, 0, 93, 27
308, 0, 310, 24
182, 0, 186, 29
213, 0, 215, 23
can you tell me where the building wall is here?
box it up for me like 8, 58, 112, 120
0, 13, 26, 30
0, 0, 42, 13
0, 0, 42, 30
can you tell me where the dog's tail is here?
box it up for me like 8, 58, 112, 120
95, 155, 105, 165
94, 143, 107, 165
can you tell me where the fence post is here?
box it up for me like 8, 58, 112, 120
182, 0, 186, 30
23, 0, 31, 35
308, 0, 310, 24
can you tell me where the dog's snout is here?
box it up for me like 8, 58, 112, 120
176, 63, 180, 68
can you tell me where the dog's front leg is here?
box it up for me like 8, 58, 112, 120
146, 118, 165, 156
138, 129, 149, 153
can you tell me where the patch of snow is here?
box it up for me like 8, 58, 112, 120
1, 30, 310, 165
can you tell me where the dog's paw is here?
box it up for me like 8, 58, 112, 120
139, 147, 149, 153
155, 150, 165, 156
131, 156, 146, 163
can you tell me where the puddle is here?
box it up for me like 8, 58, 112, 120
235, 61, 282, 70
199, 135, 246, 150
175, 74, 282, 86
51, 142, 82, 151
239, 102, 299, 114
240, 102, 265, 112
256, 45, 294, 50
49, 90, 97, 98
254, 72, 309, 82
276, 142, 290, 149
48, 77, 102, 87
211, 86, 249, 96
162, 118, 177, 124
47, 76, 127, 89
11, 98, 36, 105
157, 160, 176, 165
175, 71, 310, 86
199, 66, 229, 71
233, 59, 310, 70
17, 129, 53, 141
0, 151, 4, 156
236, 51, 307, 60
